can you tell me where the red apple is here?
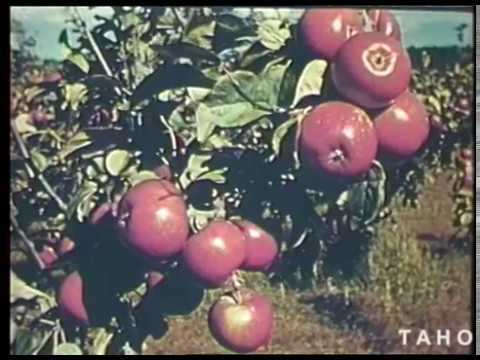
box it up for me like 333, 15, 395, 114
90, 202, 113, 226
374, 91, 430, 158
39, 245, 58, 269
183, 220, 246, 288
57, 271, 89, 326
298, 8, 363, 60
367, 9, 402, 42
209, 290, 274, 353
146, 271, 166, 290
116, 180, 189, 263
233, 220, 279, 272
300, 102, 378, 177
462, 160, 473, 190
56, 237, 75, 257
332, 32, 411, 109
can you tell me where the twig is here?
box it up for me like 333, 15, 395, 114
31, 329, 54, 355
11, 120, 68, 212
72, 7, 132, 97
159, 115, 178, 155
10, 202, 45, 270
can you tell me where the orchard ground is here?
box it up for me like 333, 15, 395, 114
143, 170, 471, 355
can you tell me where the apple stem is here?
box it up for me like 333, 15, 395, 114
231, 271, 244, 291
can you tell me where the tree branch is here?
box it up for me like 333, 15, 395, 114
11, 120, 68, 212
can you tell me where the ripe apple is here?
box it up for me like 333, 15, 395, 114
300, 102, 378, 177
146, 271, 166, 290
90, 202, 113, 226
38, 245, 58, 269
367, 9, 402, 42
332, 31, 411, 109
374, 91, 430, 158
233, 220, 279, 272
298, 8, 363, 60
57, 271, 89, 326
182, 220, 246, 288
209, 290, 274, 353
56, 237, 75, 257
116, 180, 189, 263
462, 159, 473, 190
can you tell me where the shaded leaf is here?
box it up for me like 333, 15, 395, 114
130, 64, 214, 105
66, 180, 98, 221
152, 42, 219, 64
30, 149, 49, 173
272, 116, 297, 156
66, 52, 90, 74
58, 131, 92, 160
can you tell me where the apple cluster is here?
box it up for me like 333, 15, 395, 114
56, 179, 277, 353
298, 8, 431, 178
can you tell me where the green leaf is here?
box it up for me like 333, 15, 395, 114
66, 52, 90, 74
63, 83, 88, 111
128, 170, 160, 187
24, 86, 47, 103
54, 343, 83, 355
271, 116, 297, 156
198, 69, 287, 128
185, 20, 216, 50
66, 180, 98, 221
179, 154, 227, 189
30, 149, 49, 173
58, 131, 92, 160
338, 162, 386, 230
197, 168, 227, 184
257, 19, 291, 51
14, 113, 36, 134
196, 107, 217, 143
105, 149, 131, 177
130, 63, 214, 106
427, 96, 442, 115
196, 102, 268, 129
58, 29, 70, 48
292, 59, 328, 107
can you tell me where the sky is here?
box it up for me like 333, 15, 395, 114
11, 7, 473, 60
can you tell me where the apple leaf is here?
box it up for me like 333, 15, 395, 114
58, 131, 93, 161
292, 59, 328, 107
130, 63, 214, 106
54, 343, 83, 355
105, 149, 132, 177
195, 105, 217, 143
30, 149, 49, 173
271, 116, 297, 156
128, 170, 160, 187
66, 52, 90, 74
14, 113, 36, 134
257, 19, 291, 51
338, 162, 386, 230
62, 83, 89, 111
